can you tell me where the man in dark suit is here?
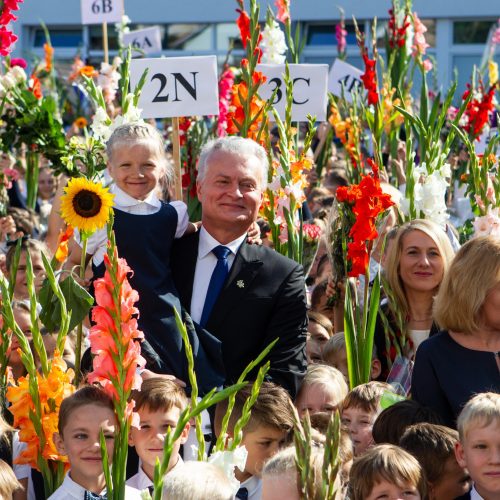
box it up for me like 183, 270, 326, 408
172, 136, 307, 397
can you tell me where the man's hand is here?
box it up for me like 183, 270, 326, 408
140, 368, 186, 387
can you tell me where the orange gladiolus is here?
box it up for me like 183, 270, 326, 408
6, 352, 74, 470
55, 225, 74, 263
79, 65, 97, 78
43, 43, 54, 72
73, 116, 88, 129
28, 75, 42, 99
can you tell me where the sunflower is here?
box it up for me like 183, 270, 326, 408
60, 178, 114, 235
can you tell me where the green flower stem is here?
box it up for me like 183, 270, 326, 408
74, 236, 88, 386
25, 150, 39, 211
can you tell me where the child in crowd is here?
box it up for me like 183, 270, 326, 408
322, 332, 382, 382
51, 385, 141, 499
6, 239, 48, 300
127, 378, 190, 492
261, 445, 335, 500
67, 123, 222, 390
455, 392, 500, 500
0, 459, 22, 499
162, 461, 233, 500
295, 364, 348, 417
400, 423, 471, 500
305, 311, 333, 365
348, 444, 427, 500
372, 399, 443, 445
8, 301, 32, 381
341, 381, 392, 456
214, 382, 294, 500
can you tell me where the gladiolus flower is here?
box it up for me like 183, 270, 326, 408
55, 226, 74, 263
28, 75, 42, 99
361, 54, 378, 105
236, 8, 251, 48
79, 65, 98, 78
336, 23, 347, 55
44, 43, 54, 72
336, 159, 395, 277
274, 0, 290, 24
10, 57, 26, 68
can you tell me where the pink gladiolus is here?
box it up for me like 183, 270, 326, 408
217, 67, 235, 137
492, 20, 500, 44
10, 57, 26, 68
423, 58, 433, 72
336, 23, 347, 55
87, 249, 145, 404
274, 0, 290, 24
412, 12, 429, 56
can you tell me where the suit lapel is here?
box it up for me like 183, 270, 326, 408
176, 231, 199, 312
207, 242, 263, 332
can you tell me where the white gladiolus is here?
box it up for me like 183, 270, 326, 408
261, 20, 287, 65
11, 66, 27, 83
208, 445, 248, 495
2, 74, 16, 90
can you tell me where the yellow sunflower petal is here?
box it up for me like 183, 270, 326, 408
60, 177, 115, 235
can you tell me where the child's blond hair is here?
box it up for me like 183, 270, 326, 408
0, 459, 22, 498
457, 392, 500, 441
349, 444, 427, 500
131, 377, 188, 414
341, 381, 391, 414
296, 365, 348, 407
321, 332, 346, 364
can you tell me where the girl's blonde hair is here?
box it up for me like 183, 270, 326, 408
0, 459, 22, 498
433, 236, 500, 333
296, 364, 349, 408
384, 219, 455, 320
349, 444, 427, 500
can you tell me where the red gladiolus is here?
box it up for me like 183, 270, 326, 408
388, 8, 410, 49
28, 75, 42, 99
0, 27, 17, 56
361, 54, 378, 105
236, 8, 251, 48
461, 85, 496, 139
336, 159, 395, 277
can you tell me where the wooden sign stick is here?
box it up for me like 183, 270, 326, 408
171, 117, 183, 201
102, 21, 109, 64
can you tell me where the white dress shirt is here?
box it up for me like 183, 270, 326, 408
190, 227, 247, 324
238, 475, 262, 500
76, 184, 188, 266
470, 485, 484, 500
48, 472, 143, 499
126, 457, 184, 491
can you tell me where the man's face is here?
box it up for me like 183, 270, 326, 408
455, 422, 500, 499
197, 150, 264, 234
239, 426, 287, 481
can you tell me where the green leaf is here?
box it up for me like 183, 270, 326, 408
39, 275, 93, 332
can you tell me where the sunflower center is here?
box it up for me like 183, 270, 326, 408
72, 189, 102, 218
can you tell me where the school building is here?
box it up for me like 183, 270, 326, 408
13, 0, 500, 95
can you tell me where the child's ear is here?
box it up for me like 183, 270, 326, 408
128, 430, 136, 447
179, 422, 190, 445
370, 359, 382, 380
53, 432, 66, 456
455, 441, 467, 468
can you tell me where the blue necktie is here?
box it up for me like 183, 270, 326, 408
84, 491, 106, 500
200, 245, 231, 327
236, 487, 249, 500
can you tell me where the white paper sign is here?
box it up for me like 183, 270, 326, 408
130, 56, 219, 118
475, 127, 499, 154
328, 59, 364, 102
81, 0, 124, 25
123, 26, 162, 56
257, 64, 328, 122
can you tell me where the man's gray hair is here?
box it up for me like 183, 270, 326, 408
197, 136, 269, 188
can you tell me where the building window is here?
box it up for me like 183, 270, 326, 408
89, 25, 119, 50
454, 20, 496, 44
33, 28, 83, 48
164, 24, 213, 50
216, 23, 242, 50
306, 23, 358, 47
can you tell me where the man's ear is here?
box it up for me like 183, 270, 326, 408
53, 432, 66, 456
455, 441, 467, 469
196, 180, 203, 200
